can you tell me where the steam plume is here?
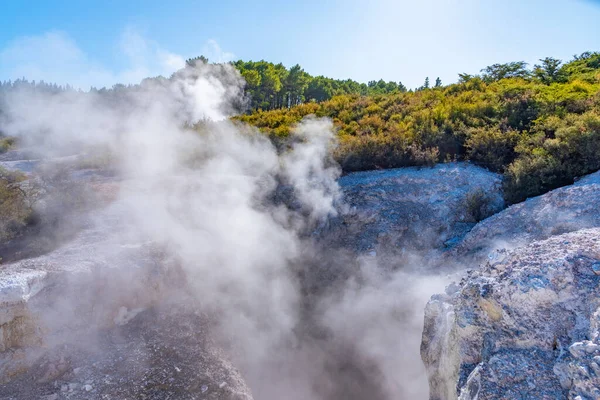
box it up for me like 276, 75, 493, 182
0, 60, 445, 400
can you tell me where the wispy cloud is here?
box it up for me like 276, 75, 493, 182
202, 39, 235, 63
0, 29, 220, 89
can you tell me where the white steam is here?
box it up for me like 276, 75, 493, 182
0, 61, 444, 399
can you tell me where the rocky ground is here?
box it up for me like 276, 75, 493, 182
0, 150, 254, 399
0, 305, 253, 400
0, 199, 253, 399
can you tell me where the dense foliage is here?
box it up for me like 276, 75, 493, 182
0, 167, 33, 241
187, 56, 409, 111
236, 52, 600, 204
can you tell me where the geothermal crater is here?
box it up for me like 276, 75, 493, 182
3, 64, 600, 400
0, 143, 505, 400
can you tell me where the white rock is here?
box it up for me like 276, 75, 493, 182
113, 306, 145, 326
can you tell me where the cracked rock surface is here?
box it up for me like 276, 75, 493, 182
422, 228, 600, 400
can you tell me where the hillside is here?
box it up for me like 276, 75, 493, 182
2, 53, 600, 208
236, 52, 600, 204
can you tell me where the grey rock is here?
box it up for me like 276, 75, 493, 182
452, 169, 600, 263
422, 228, 600, 400
320, 162, 503, 256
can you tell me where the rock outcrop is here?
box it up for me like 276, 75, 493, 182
452, 170, 600, 263
0, 148, 40, 173
422, 228, 600, 400
320, 163, 504, 257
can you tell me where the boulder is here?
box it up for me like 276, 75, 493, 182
452, 169, 600, 263
421, 228, 600, 400
319, 162, 504, 257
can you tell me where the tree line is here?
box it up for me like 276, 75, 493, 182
187, 56, 410, 111
190, 54, 596, 111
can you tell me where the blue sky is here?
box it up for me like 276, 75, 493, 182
1, 0, 599, 89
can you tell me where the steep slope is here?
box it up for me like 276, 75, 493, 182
452, 169, 600, 264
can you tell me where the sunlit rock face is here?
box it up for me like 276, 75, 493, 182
422, 228, 600, 400
421, 169, 600, 400
451, 169, 600, 264
319, 162, 504, 258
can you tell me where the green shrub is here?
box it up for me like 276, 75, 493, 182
0, 167, 34, 240
503, 152, 563, 204
466, 127, 520, 172
0, 136, 16, 153
503, 112, 600, 203
463, 188, 498, 222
